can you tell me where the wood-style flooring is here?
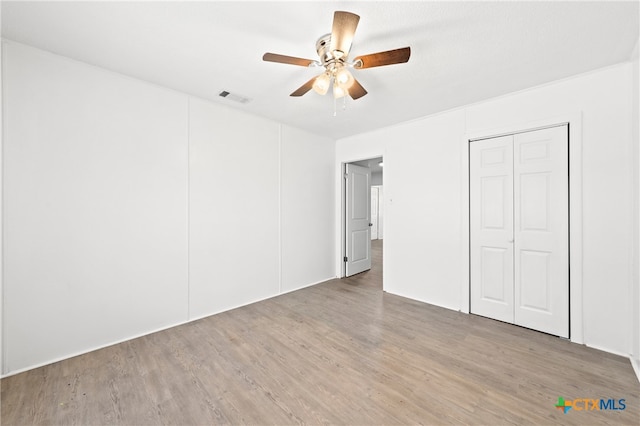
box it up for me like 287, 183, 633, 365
2, 239, 639, 425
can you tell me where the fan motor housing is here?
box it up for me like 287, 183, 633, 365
316, 33, 345, 68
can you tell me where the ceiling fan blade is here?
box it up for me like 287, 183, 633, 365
330, 11, 360, 57
263, 53, 316, 67
348, 78, 368, 100
353, 47, 411, 69
290, 76, 317, 97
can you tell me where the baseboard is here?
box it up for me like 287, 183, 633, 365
1, 275, 338, 378
187, 276, 337, 323
383, 288, 460, 312
584, 343, 630, 358
0, 317, 195, 378
279, 276, 337, 296
631, 356, 640, 384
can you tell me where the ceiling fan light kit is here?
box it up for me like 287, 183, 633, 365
263, 11, 411, 106
312, 72, 331, 95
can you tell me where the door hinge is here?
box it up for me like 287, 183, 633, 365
344, 256, 348, 262
344, 173, 348, 180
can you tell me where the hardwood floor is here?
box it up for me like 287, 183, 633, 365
2, 239, 639, 425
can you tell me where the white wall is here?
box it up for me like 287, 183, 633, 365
188, 98, 280, 319
3, 41, 190, 373
467, 64, 632, 354
336, 62, 635, 356
2, 41, 335, 375
281, 126, 336, 293
383, 110, 465, 310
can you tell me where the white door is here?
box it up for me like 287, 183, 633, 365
470, 125, 569, 338
371, 187, 379, 240
470, 135, 515, 324
345, 163, 372, 276
514, 126, 569, 337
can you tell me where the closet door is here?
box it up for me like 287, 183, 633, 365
514, 126, 569, 338
470, 135, 515, 323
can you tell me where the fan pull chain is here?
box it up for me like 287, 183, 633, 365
332, 95, 348, 117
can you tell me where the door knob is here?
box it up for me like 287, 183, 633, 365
369, 223, 373, 227
508, 238, 514, 243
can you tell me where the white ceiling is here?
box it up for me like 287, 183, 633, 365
2, 1, 638, 140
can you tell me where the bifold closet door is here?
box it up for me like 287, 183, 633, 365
513, 126, 569, 338
470, 126, 569, 338
470, 135, 515, 324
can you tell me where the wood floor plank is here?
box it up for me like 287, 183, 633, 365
2, 239, 639, 424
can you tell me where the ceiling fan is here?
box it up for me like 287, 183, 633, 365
263, 11, 411, 100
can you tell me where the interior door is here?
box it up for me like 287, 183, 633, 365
345, 163, 372, 276
514, 126, 569, 337
371, 187, 379, 240
470, 135, 515, 323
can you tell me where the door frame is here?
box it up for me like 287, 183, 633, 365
371, 186, 382, 240
460, 113, 584, 344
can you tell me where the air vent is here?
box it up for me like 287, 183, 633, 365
218, 90, 251, 104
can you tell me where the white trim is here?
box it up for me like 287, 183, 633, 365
334, 63, 630, 148
630, 37, 639, 61
460, 126, 470, 314
188, 276, 335, 324
461, 112, 584, 344
583, 343, 630, 359
389, 288, 460, 313
631, 356, 640, 384
0, 275, 336, 378
628, 58, 638, 366
0, 318, 195, 379
340, 162, 346, 278
278, 124, 282, 295
1, 37, 4, 375
468, 122, 568, 142
186, 97, 191, 321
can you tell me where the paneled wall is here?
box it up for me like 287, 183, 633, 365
337, 62, 636, 357
1, 41, 335, 375
3, 38, 637, 375
3, 42, 190, 373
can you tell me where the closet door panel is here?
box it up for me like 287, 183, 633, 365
470, 135, 515, 323
514, 126, 569, 337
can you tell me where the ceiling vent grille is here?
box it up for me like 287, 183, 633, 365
218, 90, 251, 104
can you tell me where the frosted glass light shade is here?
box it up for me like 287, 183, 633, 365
333, 84, 347, 99
335, 67, 354, 89
312, 73, 331, 95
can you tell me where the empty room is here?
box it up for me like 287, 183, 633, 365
1, 1, 639, 425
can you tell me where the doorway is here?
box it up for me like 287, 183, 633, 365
342, 156, 384, 278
